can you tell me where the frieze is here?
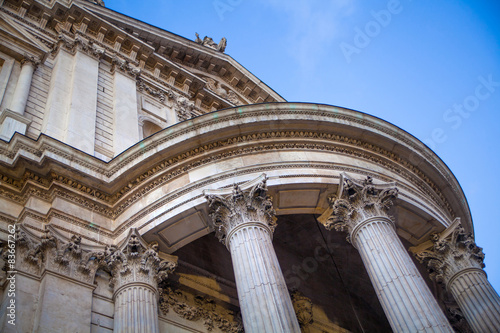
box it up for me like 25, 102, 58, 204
3, 160, 450, 241
137, 78, 173, 104
159, 287, 243, 332
1, 125, 455, 229
10, 225, 176, 287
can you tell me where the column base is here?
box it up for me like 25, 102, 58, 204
0, 109, 31, 141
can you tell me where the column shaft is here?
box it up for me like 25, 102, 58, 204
354, 218, 453, 332
448, 269, 500, 332
114, 284, 159, 333
9, 60, 35, 114
228, 224, 300, 333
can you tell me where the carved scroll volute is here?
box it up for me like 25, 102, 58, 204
204, 174, 277, 247
322, 174, 398, 242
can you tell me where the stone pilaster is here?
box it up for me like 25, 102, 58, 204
413, 223, 500, 332
7, 225, 176, 333
322, 174, 453, 332
107, 229, 177, 333
204, 175, 301, 333
111, 57, 141, 155
9, 227, 100, 333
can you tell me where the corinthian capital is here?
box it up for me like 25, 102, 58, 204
107, 229, 177, 291
204, 174, 277, 246
21, 54, 41, 68
413, 222, 485, 287
322, 174, 398, 242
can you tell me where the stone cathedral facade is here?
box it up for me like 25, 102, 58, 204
0, 0, 499, 332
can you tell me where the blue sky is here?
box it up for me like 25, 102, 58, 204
104, 0, 500, 292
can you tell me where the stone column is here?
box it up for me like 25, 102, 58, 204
0, 55, 38, 140
413, 223, 500, 332
9, 55, 38, 114
107, 229, 177, 333
204, 175, 301, 333
321, 174, 453, 332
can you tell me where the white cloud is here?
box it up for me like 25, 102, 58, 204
263, 0, 356, 74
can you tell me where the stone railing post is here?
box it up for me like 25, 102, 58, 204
204, 175, 301, 333
413, 222, 500, 332
320, 174, 453, 332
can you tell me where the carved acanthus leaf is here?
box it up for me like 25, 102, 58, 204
323, 175, 398, 241
205, 177, 277, 245
107, 230, 177, 290
413, 223, 485, 287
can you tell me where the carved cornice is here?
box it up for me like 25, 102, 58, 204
159, 287, 243, 332
204, 175, 277, 246
0, 129, 454, 223
413, 222, 485, 288
322, 174, 398, 243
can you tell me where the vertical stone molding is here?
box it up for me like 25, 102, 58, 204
111, 57, 141, 155
64, 40, 102, 155
204, 174, 301, 333
107, 229, 177, 333
413, 222, 500, 332
322, 174, 453, 332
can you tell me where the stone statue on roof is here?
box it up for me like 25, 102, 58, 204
194, 33, 227, 53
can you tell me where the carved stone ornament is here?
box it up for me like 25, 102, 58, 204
195, 33, 227, 52
137, 78, 173, 104
290, 290, 313, 328
175, 96, 196, 121
111, 56, 141, 78
444, 301, 473, 333
20, 54, 41, 68
159, 287, 243, 332
107, 229, 177, 291
413, 222, 485, 287
204, 174, 277, 246
323, 173, 398, 242
9, 225, 176, 287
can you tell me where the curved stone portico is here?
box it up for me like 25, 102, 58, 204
1, 1, 499, 331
